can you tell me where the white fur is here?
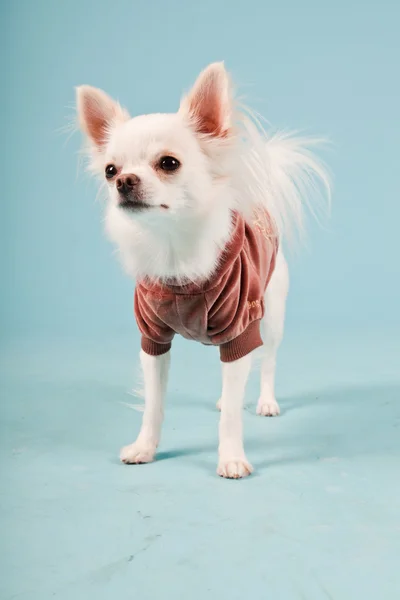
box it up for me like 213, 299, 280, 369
257, 249, 289, 416
76, 62, 330, 478
218, 353, 253, 478
120, 350, 170, 464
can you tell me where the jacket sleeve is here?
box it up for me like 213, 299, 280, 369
206, 262, 264, 363
134, 288, 174, 356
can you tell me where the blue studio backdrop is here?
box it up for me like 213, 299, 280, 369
1, 2, 399, 600
2, 0, 399, 338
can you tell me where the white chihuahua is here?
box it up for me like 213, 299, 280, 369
76, 62, 329, 479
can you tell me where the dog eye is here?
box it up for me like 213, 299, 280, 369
105, 164, 118, 179
159, 156, 181, 172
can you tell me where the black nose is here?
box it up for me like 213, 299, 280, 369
116, 174, 140, 195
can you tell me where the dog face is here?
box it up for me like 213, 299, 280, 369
76, 63, 235, 223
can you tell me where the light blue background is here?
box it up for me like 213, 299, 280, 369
2, 0, 399, 337
1, 2, 399, 600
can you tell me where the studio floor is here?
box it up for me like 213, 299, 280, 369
1, 326, 400, 600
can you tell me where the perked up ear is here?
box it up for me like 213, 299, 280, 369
75, 85, 129, 149
179, 62, 233, 138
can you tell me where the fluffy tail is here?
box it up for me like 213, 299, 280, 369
263, 132, 331, 243
235, 110, 331, 246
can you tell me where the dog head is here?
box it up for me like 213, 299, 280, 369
76, 63, 236, 222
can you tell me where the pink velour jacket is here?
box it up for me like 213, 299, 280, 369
134, 211, 278, 362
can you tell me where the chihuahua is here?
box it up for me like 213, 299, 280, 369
76, 62, 329, 478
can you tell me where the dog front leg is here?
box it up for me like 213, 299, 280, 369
120, 350, 170, 464
217, 354, 253, 479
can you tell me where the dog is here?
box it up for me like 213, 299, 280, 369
76, 62, 330, 479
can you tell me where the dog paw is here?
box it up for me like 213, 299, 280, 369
217, 457, 253, 479
120, 441, 156, 464
256, 397, 280, 417
216, 398, 221, 411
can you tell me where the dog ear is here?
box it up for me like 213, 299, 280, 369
76, 85, 129, 149
179, 62, 232, 138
